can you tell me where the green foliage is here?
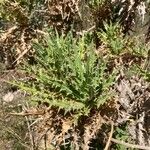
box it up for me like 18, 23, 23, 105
127, 36, 150, 57
129, 64, 150, 82
126, 45, 150, 81
89, 0, 106, 7
98, 22, 126, 55
114, 126, 131, 150
16, 31, 115, 117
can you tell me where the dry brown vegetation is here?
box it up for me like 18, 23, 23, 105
0, 0, 150, 150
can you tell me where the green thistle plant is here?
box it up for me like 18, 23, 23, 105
98, 22, 125, 55
16, 31, 116, 117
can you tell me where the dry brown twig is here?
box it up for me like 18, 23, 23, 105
9, 110, 45, 116
111, 138, 150, 150
0, 25, 17, 42
104, 121, 114, 150
9, 112, 44, 116
36, 29, 49, 36
12, 28, 32, 65
22, 103, 35, 150
76, 25, 95, 36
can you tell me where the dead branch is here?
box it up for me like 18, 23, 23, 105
23, 104, 35, 150
0, 25, 18, 42
104, 121, 114, 150
9, 111, 45, 116
111, 138, 150, 150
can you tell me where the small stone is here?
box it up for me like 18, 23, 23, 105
3, 92, 14, 103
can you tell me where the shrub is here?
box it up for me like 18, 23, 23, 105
98, 22, 126, 55
16, 31, 116, 118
